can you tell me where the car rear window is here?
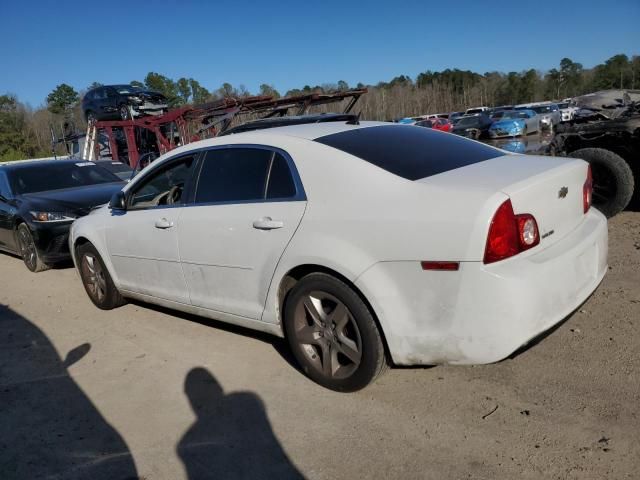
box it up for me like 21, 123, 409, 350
315, 125, 504, 181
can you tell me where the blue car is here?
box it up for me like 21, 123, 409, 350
488, 109, 538, 138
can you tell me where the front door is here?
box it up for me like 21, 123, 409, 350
0, 172, 17, 250
105, 155, 196, 304
178, 147, 306, 320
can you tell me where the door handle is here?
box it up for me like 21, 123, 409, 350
155, 218, 174, 229
253, 217, 284, 230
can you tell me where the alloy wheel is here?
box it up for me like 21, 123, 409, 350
292, 291, 363, 380
81, 254, 107, 303
18, 227, 37, 271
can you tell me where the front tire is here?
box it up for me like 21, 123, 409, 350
283, 273, 387, 392
568, 148, 634, 218
119, 104, 131, 120
16, 224, 49, 272
77, 243, 125, 310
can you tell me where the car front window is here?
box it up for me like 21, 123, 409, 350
129, 157, 194, 209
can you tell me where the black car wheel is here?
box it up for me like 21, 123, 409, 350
568, 148, 635, 218
16, 224, 49, 273
284, 273, 387, 392
119, 104, 131, 120
569, 148, 635, 218
77, 242, 125, 310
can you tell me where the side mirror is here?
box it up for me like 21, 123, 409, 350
109, 191, 127, 211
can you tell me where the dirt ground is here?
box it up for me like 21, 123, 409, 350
1, 212, 638, 480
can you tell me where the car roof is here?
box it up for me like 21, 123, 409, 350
223, 113, 360, 135
229, 120, 391, 141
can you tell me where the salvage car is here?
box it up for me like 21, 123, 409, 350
451, 114, 493, 139
550, 91, 639, 217
82, 85, 168, 122
415, 118, 452, 132
518, 103, 561, 131
488, 109, 539, 138
69, 121, 607, 392
0, 160, 124, 272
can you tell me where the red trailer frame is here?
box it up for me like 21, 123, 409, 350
89, 89, 367, 167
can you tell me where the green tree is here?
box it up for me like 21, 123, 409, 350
259, 84, 280, 98
559, 57, 583, 97
177, 77, 191, 104
188, 79, 210, 104
0, 95, 42, 161
144, 72, 179, 106
46, 84, 79, 115
87, 81, 103, 90
337, 80, 349, 91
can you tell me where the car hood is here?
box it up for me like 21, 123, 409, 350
20, 182, 124, 216
491, 119, 525, 128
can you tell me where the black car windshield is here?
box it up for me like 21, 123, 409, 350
9, 162, 120, 195
115, 85, 144, 94
315, 125, 504, 181
457, 116, 482, 127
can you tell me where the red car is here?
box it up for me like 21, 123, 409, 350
415, 118, 452, 132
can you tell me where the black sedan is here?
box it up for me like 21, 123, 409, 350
81, 84, 168, 122
451, 114, 494, 139
0, 160, 124, 272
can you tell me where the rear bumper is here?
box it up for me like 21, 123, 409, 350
355, 209, 608, 365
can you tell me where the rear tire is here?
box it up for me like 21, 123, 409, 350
119, 104, 131, 120
568, 148, 634, 218
16, 224, 50, 273
77, 242, 125, 310
283, 273, 387, 392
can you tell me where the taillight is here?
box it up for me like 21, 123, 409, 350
583, 164, 593, 213
484, 199, 539, 264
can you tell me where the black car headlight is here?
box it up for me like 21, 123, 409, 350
129, 96, 144, 104
30, 211, 78, 222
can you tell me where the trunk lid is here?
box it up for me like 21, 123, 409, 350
418, 154, 590, 251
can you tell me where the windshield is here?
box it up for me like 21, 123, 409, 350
557, 102, 569, 109
532, 105, 553, 114
501, 111, 529, 119
466, 108, 484, 114
115, 85, 144, 95
9, 162, 121, 195
457, 116, 481, 127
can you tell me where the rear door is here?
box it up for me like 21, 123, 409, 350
178, 146, 306, 320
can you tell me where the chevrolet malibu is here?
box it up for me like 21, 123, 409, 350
69, 122, 608, 391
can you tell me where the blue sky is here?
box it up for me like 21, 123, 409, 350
1, 0, 638, 107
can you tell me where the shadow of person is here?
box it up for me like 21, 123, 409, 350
0, 304, 138, 480
177, 368, 304, 480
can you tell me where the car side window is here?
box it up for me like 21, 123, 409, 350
194, 148, 297, 204
129, 157, 194, 209
0, 171, 11, 199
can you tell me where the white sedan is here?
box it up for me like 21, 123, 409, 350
70, 121, 608, 391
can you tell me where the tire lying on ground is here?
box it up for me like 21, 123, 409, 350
568, 147, 635, 218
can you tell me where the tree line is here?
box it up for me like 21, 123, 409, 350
1, 53, 638, 161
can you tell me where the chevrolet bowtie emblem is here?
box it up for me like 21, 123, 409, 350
558, 186, 569, 198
